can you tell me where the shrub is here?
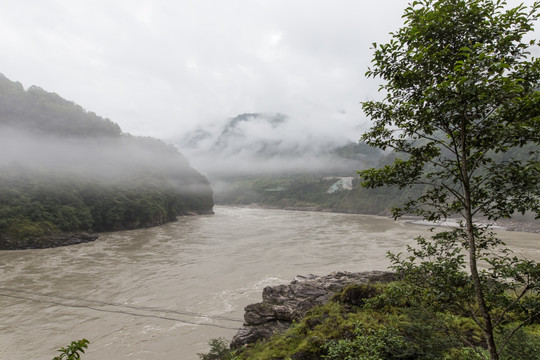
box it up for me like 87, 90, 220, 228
198, 338, 237, 360
52, 339, 89, 360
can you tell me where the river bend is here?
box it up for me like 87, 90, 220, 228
1, 206, 539, 360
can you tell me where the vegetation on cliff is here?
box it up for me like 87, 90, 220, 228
200, 280, 540, 359
213, 172, 423, 216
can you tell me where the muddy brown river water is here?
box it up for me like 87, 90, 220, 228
1, 206, 539, 360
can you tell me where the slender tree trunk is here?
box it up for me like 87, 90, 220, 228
464, 206, 498, 360
460, 123, 498, 360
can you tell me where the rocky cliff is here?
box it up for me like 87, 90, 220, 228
231, 271, 396, 349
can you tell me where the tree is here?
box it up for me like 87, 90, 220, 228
358, 0, 540, 359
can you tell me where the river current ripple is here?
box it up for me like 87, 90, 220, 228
1, 206, 539, 360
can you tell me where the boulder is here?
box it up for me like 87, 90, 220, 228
231, 270, 395, 348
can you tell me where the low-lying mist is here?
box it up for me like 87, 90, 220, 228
172, 113, 372, 178
0, 126, 200, 187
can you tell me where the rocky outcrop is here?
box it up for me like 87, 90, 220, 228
231, 271, 395, 348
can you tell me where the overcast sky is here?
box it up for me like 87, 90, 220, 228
1, 0, 538, 143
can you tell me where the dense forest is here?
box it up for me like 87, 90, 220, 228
211, 143, 421, 216
0, 73, 213, 249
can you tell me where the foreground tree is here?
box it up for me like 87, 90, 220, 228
359, 0, 540, 359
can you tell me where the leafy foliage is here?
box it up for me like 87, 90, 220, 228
198, 338, 238, 360
52, 339, 89, 360
221, 282, 540, 360
323, 325, 411, 360
215, 281, 540, 360
358, 0, 540, 358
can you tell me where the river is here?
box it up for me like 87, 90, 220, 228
1, 206, 539, 360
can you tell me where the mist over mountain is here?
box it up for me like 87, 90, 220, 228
0, 73, 213, 249
0, 73, 210, 183
177, 112, 537, 222
173, 112, 375, 178
171, 112, 396, 213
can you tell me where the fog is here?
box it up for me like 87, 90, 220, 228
2, 1, 538, 184
0, 0, 408, 139
1, 1, 538, 146
0, 126, 196, 184
172, 113, 372, 178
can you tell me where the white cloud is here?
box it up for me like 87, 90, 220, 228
1, 0, 537, 144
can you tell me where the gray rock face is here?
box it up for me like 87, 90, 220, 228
231, 271, 395, 348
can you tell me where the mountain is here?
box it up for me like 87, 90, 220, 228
180, 112, 537, 224
178, 113, 302, 162
171, 112, 415, 215
0, 73, 213, 249
0, 74, 121, 137
174, 112, 380, 177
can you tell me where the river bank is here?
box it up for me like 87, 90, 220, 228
0, 208, 215, 250
223, 203, 540, 234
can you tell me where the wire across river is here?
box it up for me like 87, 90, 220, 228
0, 287, 243, 330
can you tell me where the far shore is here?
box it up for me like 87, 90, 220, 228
215, 203, 540, 234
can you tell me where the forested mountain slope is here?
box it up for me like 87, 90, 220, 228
0, 73, 213, 249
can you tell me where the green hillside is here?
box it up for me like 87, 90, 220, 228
0, 74, 121, 137
0, 73, 213, 249
211, 143, 421, 216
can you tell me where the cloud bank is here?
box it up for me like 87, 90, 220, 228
173, 113, 371, 178
0, 0, 409, 140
